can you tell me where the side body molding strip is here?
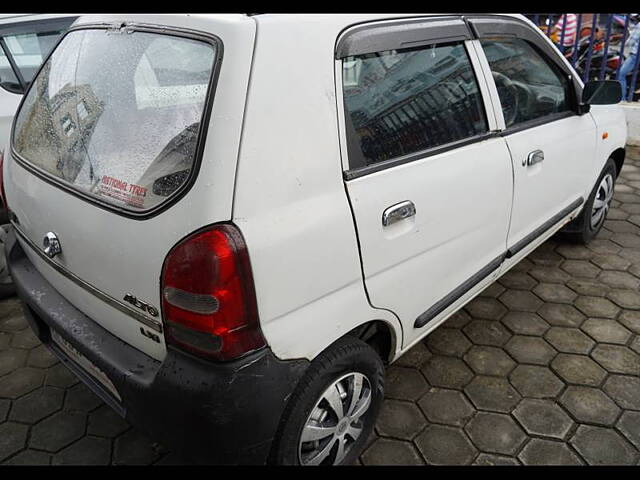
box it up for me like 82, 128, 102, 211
414, 254, 505, 329
505, 197, 584, 258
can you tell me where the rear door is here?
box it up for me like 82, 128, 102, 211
469, 16, 596, 264
5, 15, 256, 360
336, 17, 514, 347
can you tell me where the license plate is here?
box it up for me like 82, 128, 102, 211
51, 330, 121, 401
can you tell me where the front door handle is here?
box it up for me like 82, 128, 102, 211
382, 201, 416, 227
524, 149, 544, 167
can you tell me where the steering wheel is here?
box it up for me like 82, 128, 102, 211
492, 71, 519, 127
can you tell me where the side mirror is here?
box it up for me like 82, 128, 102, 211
582, 80, 623, 105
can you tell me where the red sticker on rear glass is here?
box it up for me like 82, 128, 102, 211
99, 175, 148, 208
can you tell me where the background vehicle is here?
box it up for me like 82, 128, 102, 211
2, 14, 626, 465
0, 14, 77, 298
0, 14, 78, 156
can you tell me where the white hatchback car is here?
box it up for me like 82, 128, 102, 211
2, 14, 626, 465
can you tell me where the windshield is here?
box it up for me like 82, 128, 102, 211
12, 28, 217, 212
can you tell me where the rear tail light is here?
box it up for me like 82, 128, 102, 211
0, 150, 7, 211
160, 223, 266, 361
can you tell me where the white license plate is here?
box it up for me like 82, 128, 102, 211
51, 330, 121, 401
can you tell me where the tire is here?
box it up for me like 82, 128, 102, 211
0, 224, 15, 300
269, 336, 384, 466
560, 157, 617, 244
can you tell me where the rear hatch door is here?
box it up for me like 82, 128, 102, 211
5, 14, 256, 360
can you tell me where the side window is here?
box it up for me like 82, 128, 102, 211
3, 28, 67, 85
342, 42, 488, 170
0, 45, 20, 93
480, 38, 572, 128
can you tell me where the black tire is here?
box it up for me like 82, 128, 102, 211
269, 336, 384, 466
0, 208, 9, 226
560, 157, 617, 244
0, 283, 16, 300
0, 224, 15, 300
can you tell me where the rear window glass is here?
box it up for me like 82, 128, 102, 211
12, 28, 216, 212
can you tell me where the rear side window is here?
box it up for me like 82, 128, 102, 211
342, 42, 488, 170
480, 38, 572, 128
12, 28, 217, 212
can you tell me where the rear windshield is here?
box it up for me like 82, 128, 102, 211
12, 28, 217, 212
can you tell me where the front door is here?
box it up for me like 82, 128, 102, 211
476, 34, 596, 260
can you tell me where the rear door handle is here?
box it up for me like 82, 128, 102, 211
382, 201, 416, 227
524, 149, 544, 167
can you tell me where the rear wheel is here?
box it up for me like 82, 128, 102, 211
560, 157, 617, 244
270, 337, 384, 465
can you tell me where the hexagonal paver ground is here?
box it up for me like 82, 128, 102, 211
570, 425, 638, 465
1, 146, 640, 465
551, 353, 607, 387
517, 438, 582, 465
464, 376, 520, 413
376, 399, 426, 440
415, 425, 477, 465
559, 386, 621, 425
417, 388, 474, 427
512, 399, 574, 440
465, 412, 527, 456
361, 438, 424, 465
510, 365, 565, 398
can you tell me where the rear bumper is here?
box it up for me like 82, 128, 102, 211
5, 226, 309, 464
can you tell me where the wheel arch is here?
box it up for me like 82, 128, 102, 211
610, 147, 625, 178
345, 319, 399, 364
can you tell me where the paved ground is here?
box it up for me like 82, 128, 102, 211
1, 150, 640, 465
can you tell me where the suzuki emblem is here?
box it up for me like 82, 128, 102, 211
43, 232, 62, 258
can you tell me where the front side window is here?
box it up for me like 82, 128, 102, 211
342, 42, 488, 170
480, 38, 572, 128
13, 29, 217, 212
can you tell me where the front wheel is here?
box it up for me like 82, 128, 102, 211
269, 337, 384, 465
560, 157, 617, 244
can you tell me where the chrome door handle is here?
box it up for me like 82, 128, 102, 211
382, 201, 416, 227
524, 149, 544, 167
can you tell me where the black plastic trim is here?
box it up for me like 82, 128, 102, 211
499, 111, 576, 137
9, 21, 224, 221
414, 253, 505, 329
344, 131, 499, 181
506, 197, 584, 258
336, 16, 471, 59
